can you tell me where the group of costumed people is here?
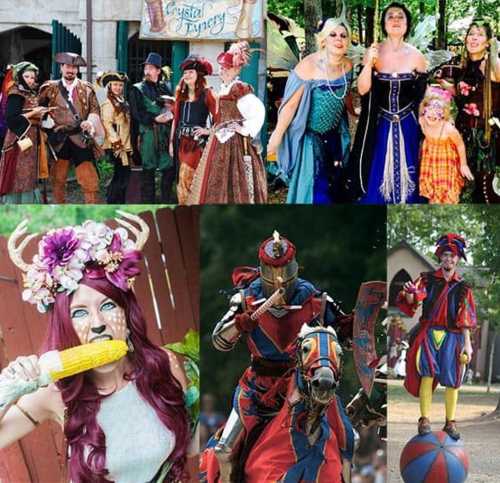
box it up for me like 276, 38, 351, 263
0, 42, 267, 205
269, 2, 499, 205
0, 212, 194, 481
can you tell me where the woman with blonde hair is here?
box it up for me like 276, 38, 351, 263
267, 14, 354, 204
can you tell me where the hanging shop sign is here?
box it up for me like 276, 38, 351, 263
140, 0, 264, 40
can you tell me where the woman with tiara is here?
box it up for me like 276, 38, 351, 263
267, 13, 354, 204
350, 2, 428, 204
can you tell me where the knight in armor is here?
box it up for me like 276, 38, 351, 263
169, 55, 217, 205
129, 52, 175, 203
38, 52, 103, 204
397, 234, 477, 440
209, 231, 355, 481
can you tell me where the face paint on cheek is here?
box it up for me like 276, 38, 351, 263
104, 309, 127, 339
72, 319, 89, 343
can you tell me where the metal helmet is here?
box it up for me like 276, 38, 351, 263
258, 231, 299, 303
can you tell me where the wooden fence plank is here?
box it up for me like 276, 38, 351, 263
174, 206, 200, 328
156, 209, 196, 343
140, 211, 177, 346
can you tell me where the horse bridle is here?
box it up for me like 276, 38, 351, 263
295, 329, 342, 400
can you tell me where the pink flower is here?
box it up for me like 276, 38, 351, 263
88, 233, 141, 291
458, 82, 472, 96
463, 103, 480, 117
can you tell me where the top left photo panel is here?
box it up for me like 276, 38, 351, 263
0, 0, 267, 205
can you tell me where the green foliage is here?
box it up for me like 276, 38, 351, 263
200, 205, 387, 413
269, 0, 499, 48
388, 205, 500, 328
269, 0, 305, 25
0, 205, 170, 236
166, 329, 200, 363
166, 330, 200, 431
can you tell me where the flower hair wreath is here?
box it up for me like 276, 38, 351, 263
8, 211, 150, 313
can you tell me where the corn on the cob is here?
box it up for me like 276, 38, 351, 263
39, 340, 128, 382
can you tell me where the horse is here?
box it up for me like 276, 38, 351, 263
200, 324, 354, 482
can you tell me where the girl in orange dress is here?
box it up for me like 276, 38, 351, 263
419, 88, 474, 204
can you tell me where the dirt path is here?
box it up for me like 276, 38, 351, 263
387, 380, 500, 482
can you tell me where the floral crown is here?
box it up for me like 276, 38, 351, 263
8, 211, 149, 313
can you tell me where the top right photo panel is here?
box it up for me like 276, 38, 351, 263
266, 0, 499, 205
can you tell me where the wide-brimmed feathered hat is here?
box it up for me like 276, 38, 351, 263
434, 233, 467, 261
217, 41, 251, 69
8, 211, 150, 313
180, 55, 213, 76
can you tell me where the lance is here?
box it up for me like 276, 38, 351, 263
251, 287, 286, 320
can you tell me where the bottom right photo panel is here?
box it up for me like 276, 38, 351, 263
387, 205, 500, 483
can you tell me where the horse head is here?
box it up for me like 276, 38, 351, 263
295, 324, 342, 406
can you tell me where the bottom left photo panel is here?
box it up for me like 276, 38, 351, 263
0, 205, 200, 482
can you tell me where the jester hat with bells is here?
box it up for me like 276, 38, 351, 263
8, 211, 150, 313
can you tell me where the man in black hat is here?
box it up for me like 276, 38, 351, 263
129, 52, 175, 203
38, 52, 102, 203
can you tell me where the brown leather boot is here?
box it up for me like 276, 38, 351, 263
443, 420, 460, 440
418, 416, 432, 436
75, 161, 101, 204
50, 158, 70, 203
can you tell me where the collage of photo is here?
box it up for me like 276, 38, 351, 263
0, 0, 498, 482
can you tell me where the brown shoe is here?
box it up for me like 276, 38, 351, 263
443, 420, 460, 440
418, 416, 432, 435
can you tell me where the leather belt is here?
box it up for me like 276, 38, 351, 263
379, 103, 414, 123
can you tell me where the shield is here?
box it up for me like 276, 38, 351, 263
353, 281, 387, 396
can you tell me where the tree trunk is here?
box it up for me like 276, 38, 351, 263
437, 0, 447, 49
419, 0, 425, 19
365, 7, 375, 47
357, 5, 364, 45
304, 0, 323, 55
487, 331, 496, 393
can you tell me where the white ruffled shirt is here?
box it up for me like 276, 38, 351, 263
218, 78, 265, 139
61, 77, 79, 104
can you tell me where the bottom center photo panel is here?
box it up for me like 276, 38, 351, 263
199, 205, 388, 483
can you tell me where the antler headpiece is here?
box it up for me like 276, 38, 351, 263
8, 211, 150, 313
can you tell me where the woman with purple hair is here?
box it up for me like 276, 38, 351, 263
0, 212, 191, 482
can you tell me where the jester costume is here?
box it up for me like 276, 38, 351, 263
397, 234, 477, 439
202, 233, 354, 482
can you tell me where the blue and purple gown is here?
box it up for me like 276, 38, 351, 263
350, 70, 428, 204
